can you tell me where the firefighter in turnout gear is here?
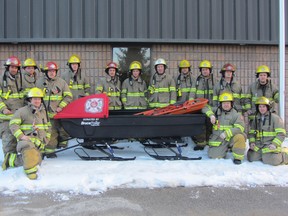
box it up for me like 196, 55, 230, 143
121, 61, 148, 109
22, 58, 39, 99
61, 54, 91, 101
36, 62, 73, 156
6, 88, 51, 179
202, 91, 246, 164
213, 63, 244, 112
148, 58, 177, 108
95, 62, 122, 110
193, 60, 215, 151
0, 56, 25, 169
247, 97, 288, 166
175, 60, 196, 103
243, 65, 279, 126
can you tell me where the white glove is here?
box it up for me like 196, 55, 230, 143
210, 115, 216, 124
220, 132, 226, 140
268, 144, 276, 150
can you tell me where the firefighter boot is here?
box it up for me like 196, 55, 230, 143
282, 147, 288, 154
2, 152, 17, 171
22, 148, 42, 180
232, 134, 246, 165
57, 140, 68, 149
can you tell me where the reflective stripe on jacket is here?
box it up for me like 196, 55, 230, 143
148, 72, 177, 108
121, 77, 148, 109
61, 70, 90, 101
95, 76, 122, 110
248, 112, 286, 154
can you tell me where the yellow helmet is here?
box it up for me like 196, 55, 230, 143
219, 91, 234, 102
23, 58, 37, 68
199, 60, 212, 69
129, 61, 142, 71
27, 87, 44, 98
256, 65, 270, 77
67, 54, 81, 64
179, 60, 191, 68
255, 96, 270, 105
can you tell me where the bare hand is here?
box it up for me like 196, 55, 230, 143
21, 135, 30, 141
56, 107, 63, 113
3, 109, 12, 115
210, 115, 216, 124
220, 132, 226, 140
268, 144, 276, 150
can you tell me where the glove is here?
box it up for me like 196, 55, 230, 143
210, 115, 216, 124
268, 144, 276, 150
220, 132, 226, 140
246, 110, 253, 115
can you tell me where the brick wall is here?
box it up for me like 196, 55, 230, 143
0, 44, 111, 90
0, 43, 287, 130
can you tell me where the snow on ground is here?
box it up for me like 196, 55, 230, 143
1, 137, 288, 196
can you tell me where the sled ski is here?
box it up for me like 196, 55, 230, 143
74, 147, 136, 161
73, 139, 136, 161
139, 137, 188, 148
142, 138, 202, 161
44, 138, 136, 161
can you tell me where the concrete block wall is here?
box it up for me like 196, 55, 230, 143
0, 43, 287, 130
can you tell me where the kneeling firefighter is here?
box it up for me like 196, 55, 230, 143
7, 87, 51, 179
202, 91, 246, 164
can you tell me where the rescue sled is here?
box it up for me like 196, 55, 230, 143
54, 94, 207, 161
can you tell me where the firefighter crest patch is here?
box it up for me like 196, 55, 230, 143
85, 98, 104, 113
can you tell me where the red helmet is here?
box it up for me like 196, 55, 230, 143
44, 62, 59, 71
105, 62, 118, 74
221, 63, 236, 72
4, 56, 21, 67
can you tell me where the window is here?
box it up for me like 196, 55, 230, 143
113, 46, 151, 85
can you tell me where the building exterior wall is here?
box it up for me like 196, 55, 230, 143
0, 0, 286, 44
0, 43, 287, 130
